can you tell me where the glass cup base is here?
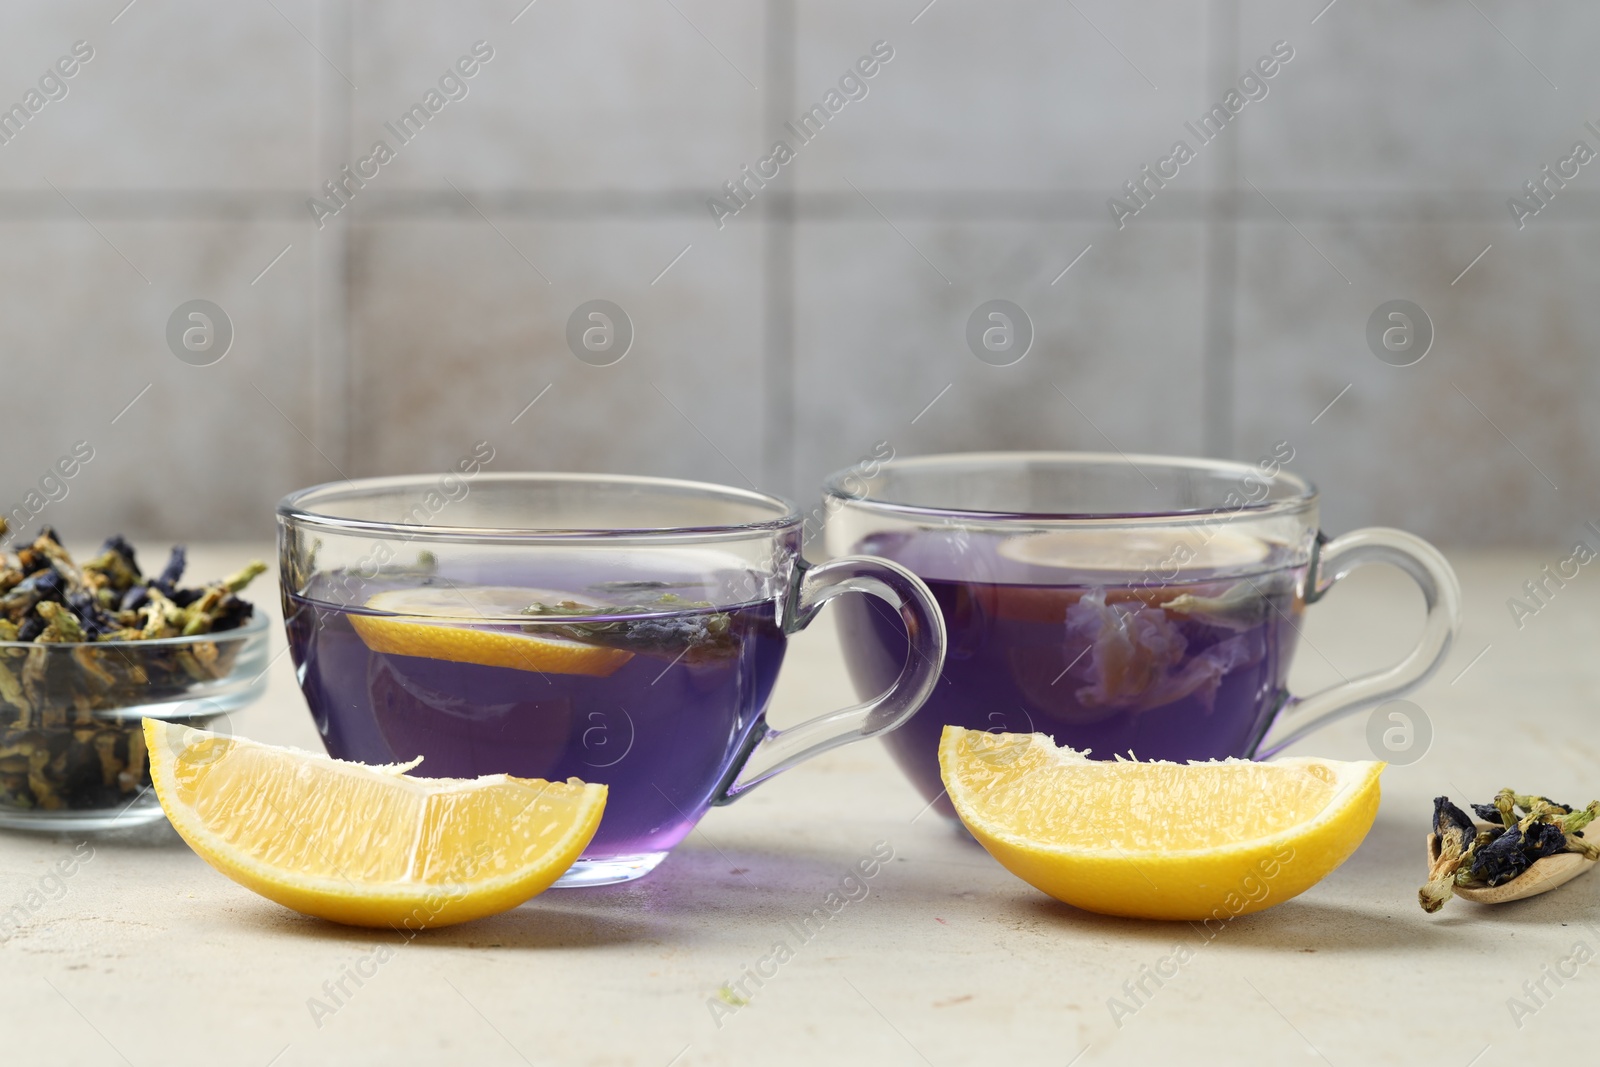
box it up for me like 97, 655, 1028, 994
553, 851, 670, 887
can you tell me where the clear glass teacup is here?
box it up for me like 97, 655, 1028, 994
278, 472, 946, 886
821, 451, 1461, 814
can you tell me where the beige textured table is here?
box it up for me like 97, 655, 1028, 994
3, 545, 1597, 1066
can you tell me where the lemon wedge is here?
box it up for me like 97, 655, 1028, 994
939, 726, 1382, 920
350, 585, 633, 678
145, 718, 605, 929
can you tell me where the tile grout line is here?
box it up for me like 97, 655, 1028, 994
5, 189, 1599, 222
335, 0, 357, 476
762, 0, 797, 498
311, 0, 355, 483
1200, 0, 1240, 460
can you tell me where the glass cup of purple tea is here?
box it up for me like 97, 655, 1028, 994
819, 451, 1461, 817
277, 473, 946, 886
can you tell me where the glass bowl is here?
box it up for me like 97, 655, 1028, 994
0, 612, 269, 831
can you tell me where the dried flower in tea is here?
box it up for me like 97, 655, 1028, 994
1064, 590, 1264, 714
520, 592, 739, 663
1160, 579, 1280, 632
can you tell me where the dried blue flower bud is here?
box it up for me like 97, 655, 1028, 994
65, 590, 117, 639
1523, 820, 1569, 858
1433, 797, 1475, 843
1471, 802, 1504, 824
1469, 827, 1535, 887
98, 535, 140, 574
155, 545, 186, 594
521, 593, 738, 663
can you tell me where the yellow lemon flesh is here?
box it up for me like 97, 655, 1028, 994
350, 585, 633, 678
939, 726, 1382, 920
145, 718, 606, 929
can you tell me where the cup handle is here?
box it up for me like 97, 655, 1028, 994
711, 556, 948, 804
1254, 527, 1462, 758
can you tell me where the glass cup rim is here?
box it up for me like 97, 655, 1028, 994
821, 450, 1319, 524
277, 472, 803, 543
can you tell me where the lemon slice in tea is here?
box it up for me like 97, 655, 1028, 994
996, 528, 1273, 573
351, 585, 634, 677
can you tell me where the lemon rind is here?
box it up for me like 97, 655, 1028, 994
942, 725, 1384, 862
144, 719, 605, 912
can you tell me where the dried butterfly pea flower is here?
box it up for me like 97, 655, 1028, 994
1435, 795, 1475, 840
1, 569, 65, 624
589, 579, 703, 594
0, 528, 264, 813
1471, 802, 1507, 825
1061, 589, 1267, 715
1420, 790, 1600, 912
1467, 821, 1574, 887
1420, 796, 1478, 913
84, 536, 141, 592
34, 601, 83, 643
1160, 580, 1278, 631
1468, 827, 1537, 887
0, 660, 22, 708
1470, 823, 1509, 863
521, 592, 740, 663
177, 562, 266, 636
1526, 820, 1571, 857
154, 545, 186, 595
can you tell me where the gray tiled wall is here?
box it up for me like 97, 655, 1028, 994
0, 0, 1592, 549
